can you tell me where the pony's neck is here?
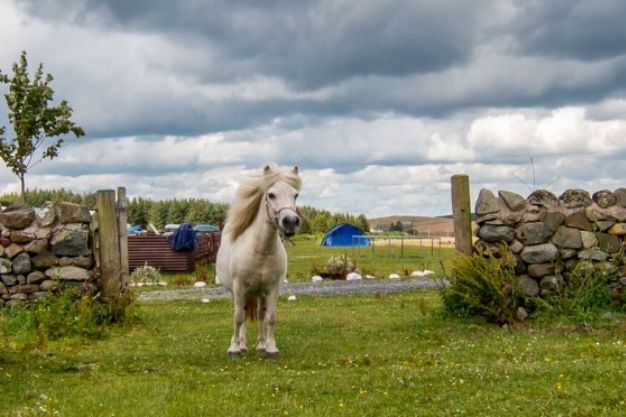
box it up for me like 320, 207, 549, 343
250, 198, 280, 254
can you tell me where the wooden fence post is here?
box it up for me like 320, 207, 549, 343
117, 187, 130, 289
97, 190, 122, 301
451, 174, 473, 255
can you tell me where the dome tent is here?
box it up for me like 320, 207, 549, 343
321, 223, 370, 247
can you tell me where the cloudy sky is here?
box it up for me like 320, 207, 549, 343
1, 0, 625, 217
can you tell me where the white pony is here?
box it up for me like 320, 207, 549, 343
216, 164, 302, 357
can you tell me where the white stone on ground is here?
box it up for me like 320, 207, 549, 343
201, 298, 210, 304
287, 295, 297, 301
346, 272, 362, 281
193, 281, 207, 288
388, 273, 401, 280
411, 270, 435, 277
311, 275, 323, 283
365, 275, 376, 280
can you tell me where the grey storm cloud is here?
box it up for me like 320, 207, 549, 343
510, 0, 626, 60
17, 0, 486, 89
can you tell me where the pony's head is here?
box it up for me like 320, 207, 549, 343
226, 164, 302, 241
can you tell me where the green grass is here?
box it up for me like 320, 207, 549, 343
2, 291, 625, 416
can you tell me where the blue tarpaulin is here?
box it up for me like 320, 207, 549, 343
168, 223, 197, 252
321, 223, 370, 247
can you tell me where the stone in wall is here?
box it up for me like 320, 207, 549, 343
552, 226, 582, 249
593, 190, 617, 208
0, 204, 35, 229
520, 243, 558, 264
527, 189, 558, 208
56, 202, 92, 224
499, 190, 527, 212
50, 229, 90, 257
475, 189, 499, 215
517, 222, 552, 245
564, 212, 592, 231
559, 189, 592, 210
478, 225, 515, 243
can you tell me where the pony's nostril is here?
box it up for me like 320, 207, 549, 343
294, 217, 300, 226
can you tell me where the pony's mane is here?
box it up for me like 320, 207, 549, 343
226, 166, 302, 242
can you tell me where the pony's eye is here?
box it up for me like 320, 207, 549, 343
268, 192, 276, 199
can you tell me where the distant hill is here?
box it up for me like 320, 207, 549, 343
368, 215, 455, 235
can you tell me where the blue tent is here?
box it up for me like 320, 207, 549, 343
321, 223, 370, 247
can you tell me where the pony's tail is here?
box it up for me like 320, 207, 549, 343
245, 297, 258, 322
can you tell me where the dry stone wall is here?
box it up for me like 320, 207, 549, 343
0, 202, 95, 308
474, 188, 626, 300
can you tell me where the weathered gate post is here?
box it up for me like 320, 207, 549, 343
451, 174, 473, 255
96, 189, 123, 302
117, 187, 130, 289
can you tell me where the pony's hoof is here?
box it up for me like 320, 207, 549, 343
228, 350, 241, 358
265, 350, 279, 359
256, 347, 266, 353
240, 347, 248, 354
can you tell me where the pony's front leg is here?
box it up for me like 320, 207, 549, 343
238, 321, 248, 353
256, 296, 267, 353
228, 286, 246, 357
264, 285, 280, 358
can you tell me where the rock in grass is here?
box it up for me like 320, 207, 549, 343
346, 272, 362, 281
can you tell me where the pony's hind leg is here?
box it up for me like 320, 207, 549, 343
256, 296, 267, 353
228, 285, 246, 357
264, 285, 280, 358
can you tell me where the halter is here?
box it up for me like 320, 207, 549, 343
265, 192, 299, 244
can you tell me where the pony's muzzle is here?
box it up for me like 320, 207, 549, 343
278, 212, 300, 237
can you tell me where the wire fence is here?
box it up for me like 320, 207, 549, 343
351, 235, 446, 259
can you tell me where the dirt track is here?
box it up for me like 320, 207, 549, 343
137, 278, 445, 302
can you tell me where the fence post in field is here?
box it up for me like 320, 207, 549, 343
117, 187, 130, 289
96, 189, 122, 301
451, 174, 473, 255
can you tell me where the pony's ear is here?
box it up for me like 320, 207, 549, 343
263, 164, 274, 175
292, 166, 299, 174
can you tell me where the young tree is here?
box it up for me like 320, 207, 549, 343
0, 51, 84, 200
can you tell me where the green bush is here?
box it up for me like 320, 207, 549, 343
441, 247, 523, 324
30, 285, 134, 343
535, 261, 618, 323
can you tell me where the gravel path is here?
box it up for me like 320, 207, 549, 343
137, 278, 445, 302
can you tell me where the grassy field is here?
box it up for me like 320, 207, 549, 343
1, 290, 625, 417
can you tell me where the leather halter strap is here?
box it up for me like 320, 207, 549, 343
265, 193, 299, 244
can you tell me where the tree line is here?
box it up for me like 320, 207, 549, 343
0, 189, 370, 234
